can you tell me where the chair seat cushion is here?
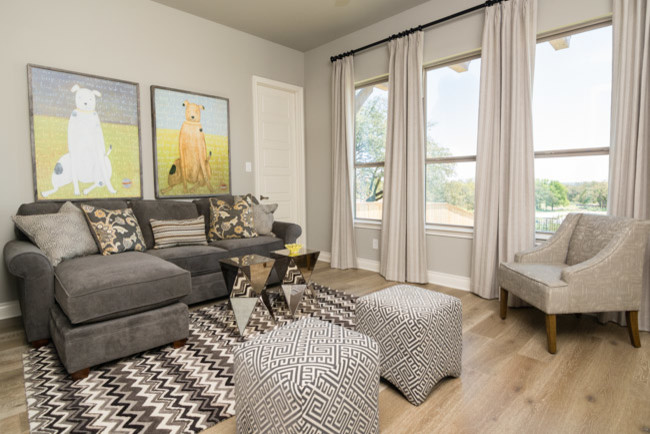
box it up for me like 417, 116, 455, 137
54, 252, 190, 324
147, 245, 229, 276
498, 262, 568, 312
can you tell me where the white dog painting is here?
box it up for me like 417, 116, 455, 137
41, 84, 116, 197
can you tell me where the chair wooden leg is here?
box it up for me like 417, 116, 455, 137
70, 368, 90, 380
30, 339, 50, 349
500, 288, 508, 320
545, 314, 557, 354
173, 339, 187, 349
626, 311, 641, 348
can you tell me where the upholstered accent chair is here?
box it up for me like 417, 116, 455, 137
498, 213, 650, 354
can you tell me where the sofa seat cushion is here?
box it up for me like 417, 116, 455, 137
147, 245, 229, 276
54, 252, 190, 325
210, 235, 284, 256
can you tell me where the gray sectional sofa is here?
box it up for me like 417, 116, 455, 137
4, 195, 301, 377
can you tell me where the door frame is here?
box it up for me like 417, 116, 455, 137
251, 75, 306, 245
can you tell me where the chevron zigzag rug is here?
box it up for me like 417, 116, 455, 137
22, 284, 356, 433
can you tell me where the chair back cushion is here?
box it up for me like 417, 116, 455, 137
566, 214, 631, 265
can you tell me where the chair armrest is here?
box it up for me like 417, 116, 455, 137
516, 213, 581, 264
272, 221, 302, 244
3, 240, 55, 343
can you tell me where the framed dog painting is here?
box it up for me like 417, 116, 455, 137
151, 86, 231, 198
27, 64, 143, 201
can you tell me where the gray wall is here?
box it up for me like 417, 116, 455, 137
304, 0, 613, 277
0, 0, 304, 304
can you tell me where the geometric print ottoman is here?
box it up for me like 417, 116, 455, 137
356, 284, 462, 406
232, 317, 380, 433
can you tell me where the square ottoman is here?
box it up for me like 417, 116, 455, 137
233, 317, 380, 434
356, 284, 462, 406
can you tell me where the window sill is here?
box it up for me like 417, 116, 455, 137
353, 220, 475, 240
354, 220, 555, 242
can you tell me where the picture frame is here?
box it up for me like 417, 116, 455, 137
151, 85, 231, 199
27, 64, 143, 201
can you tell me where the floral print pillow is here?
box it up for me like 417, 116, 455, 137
81, 205, 147, 255
208, 198, 258, 241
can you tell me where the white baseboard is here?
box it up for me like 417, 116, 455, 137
427, 270, 471, 292
356, 257, 380, 273
322, 251, 470, 292
0, 301, 21, 320
318, 251, 331, 263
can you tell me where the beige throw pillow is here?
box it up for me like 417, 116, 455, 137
12, 202, 98, 266
252, 203, 278, 235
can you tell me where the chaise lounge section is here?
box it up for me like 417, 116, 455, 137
4, 195, 301, 377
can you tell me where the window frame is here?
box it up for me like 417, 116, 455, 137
353, 77, 389, 223
532, 19, 612, 234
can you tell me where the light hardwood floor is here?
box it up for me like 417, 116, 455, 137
1, 263, 648, 433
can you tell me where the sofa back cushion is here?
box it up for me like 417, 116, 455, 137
193, 195, 234, 234
566, 214, 631, 265
130, 200, 200, 249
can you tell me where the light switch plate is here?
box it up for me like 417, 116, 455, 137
245, 162, 252, 172
372, 239, 379, 249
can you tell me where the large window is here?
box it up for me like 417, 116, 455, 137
425, 57, 481, 226
533, 24, 612, 232
354, 81, 388, 220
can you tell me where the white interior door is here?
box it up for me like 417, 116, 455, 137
252, 76, 306, 244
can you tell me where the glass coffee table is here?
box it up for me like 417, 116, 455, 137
270, 248, 320, 317
219, 254, 276, 336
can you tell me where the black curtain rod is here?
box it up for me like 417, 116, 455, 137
330, 0, 507, 62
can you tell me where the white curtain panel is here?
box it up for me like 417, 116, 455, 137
601, 0, 650, 331
380, 31, 428, 283
330, 57, 358, 269
471, 0, 537, 300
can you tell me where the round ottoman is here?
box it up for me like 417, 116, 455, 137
233, 317, 380, 433
356, 284, 462, 406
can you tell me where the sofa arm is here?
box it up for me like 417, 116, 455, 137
516, 213, 581, 264
559, 222, 650, 310
272, 221, 302, 244
3, 240, 55, 343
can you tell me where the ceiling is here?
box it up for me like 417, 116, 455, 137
151, 0, 433, 52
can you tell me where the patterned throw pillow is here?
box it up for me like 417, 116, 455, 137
12, 202, 98, 266
81, 205, 146, 255
252, 203, 278, 235
150, 216, 208, 249
208, 198, 258, 241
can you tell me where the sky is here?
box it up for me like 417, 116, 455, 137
425, 25, 612, 183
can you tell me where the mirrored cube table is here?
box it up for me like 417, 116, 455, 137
270, 248, 320, 317
219, 254, 276, 336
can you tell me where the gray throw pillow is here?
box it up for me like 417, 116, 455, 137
12, 201, 99, 266
252, 203, 278, 235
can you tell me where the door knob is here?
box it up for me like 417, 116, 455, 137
260, 195, 269, 201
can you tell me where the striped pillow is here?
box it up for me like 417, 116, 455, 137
150, 216, 208, 249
